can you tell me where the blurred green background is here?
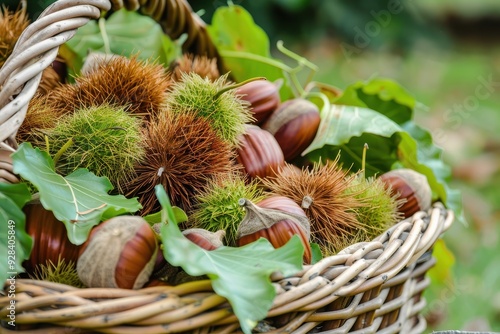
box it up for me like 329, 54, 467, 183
4, 0, 500, 332
192, 1, 500, 331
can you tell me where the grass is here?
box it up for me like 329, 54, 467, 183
299, 40, 500, 332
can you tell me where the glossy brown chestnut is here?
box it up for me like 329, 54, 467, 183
77, 216, 158, 289
23, 203, 82, 274
236, 124, 285, 179
182, 229, 225, 250
262, 98, 320, 162
379, 168, 432, 218
235, 79, 280, 124
237, 196, 312, 264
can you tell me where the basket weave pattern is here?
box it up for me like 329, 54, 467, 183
0, 1, 454, 333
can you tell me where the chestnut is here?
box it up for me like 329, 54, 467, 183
77, 216, 158, 289
262, 98, 320, 162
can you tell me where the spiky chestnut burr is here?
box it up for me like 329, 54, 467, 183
190, 172, 265, 246
261, 158, 365, 248
124, 111, 235, 215
29, 104, 145, 193
0, 6, 29, 68
29, 258, 84, 288
169, 53, 220, 82
45, 56, 171, 120
165, 72, 254, 147
16, 94, 65, 143
322, 175, 405, 255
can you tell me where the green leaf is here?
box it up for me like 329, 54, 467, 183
303, 105, 455, 210
428, 239, 455, 286
11, 143, 141, 245
207, 5, 293, 99
401, 122, 466, 224
334, 78, 415, 124
0, 183, 33, 289
62, 9, 178, 76
310, 242, 323, 264
142, 207, 188, 225
156, 186, 303, 334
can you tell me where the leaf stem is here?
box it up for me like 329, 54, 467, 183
219, 44, 319, 100
303, 91, 330, 117
44, 135, 50, 154
218, 50, 293, 72
53, 138, 74, 166
214, 77, 267, 100
276, 41, 319, 93
362, 143, 369, 179
339, 144, 378, 175
98, 17, 111, 54
276, 41, 318, 72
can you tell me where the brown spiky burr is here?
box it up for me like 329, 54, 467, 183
261, 159, 365, 247
16, 94, 65, 143
0, 6, 29, 68
124, 110, 235, 215
38, 66, 63, 95
169, 53, 220, 82
45, 56, 171, 120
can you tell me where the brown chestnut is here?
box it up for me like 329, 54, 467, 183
182, 228, 225, 250
379, 168, 432, 218
262, 98, 320, 162
77, 216, 158, 289
237, 196, 312, 264
23, 203, 82, 274
235, 79, 280, 124
236, 124, 285, 179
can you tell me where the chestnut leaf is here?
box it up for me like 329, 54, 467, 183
61, 8, 177, 78
333, 78, 415, 125
156, 185, 303, 334
207, 4, 293, 100
11, 143, 142, 245
0, 182, 32, 289
142, 208, 188, 226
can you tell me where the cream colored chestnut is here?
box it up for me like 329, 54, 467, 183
77, 216, 158, 289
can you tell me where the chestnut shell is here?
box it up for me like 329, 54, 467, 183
24, 203, 82, 274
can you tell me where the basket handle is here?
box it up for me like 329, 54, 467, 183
0, 0, 218, 150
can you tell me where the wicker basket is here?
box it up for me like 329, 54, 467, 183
0, 1, 455, 333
